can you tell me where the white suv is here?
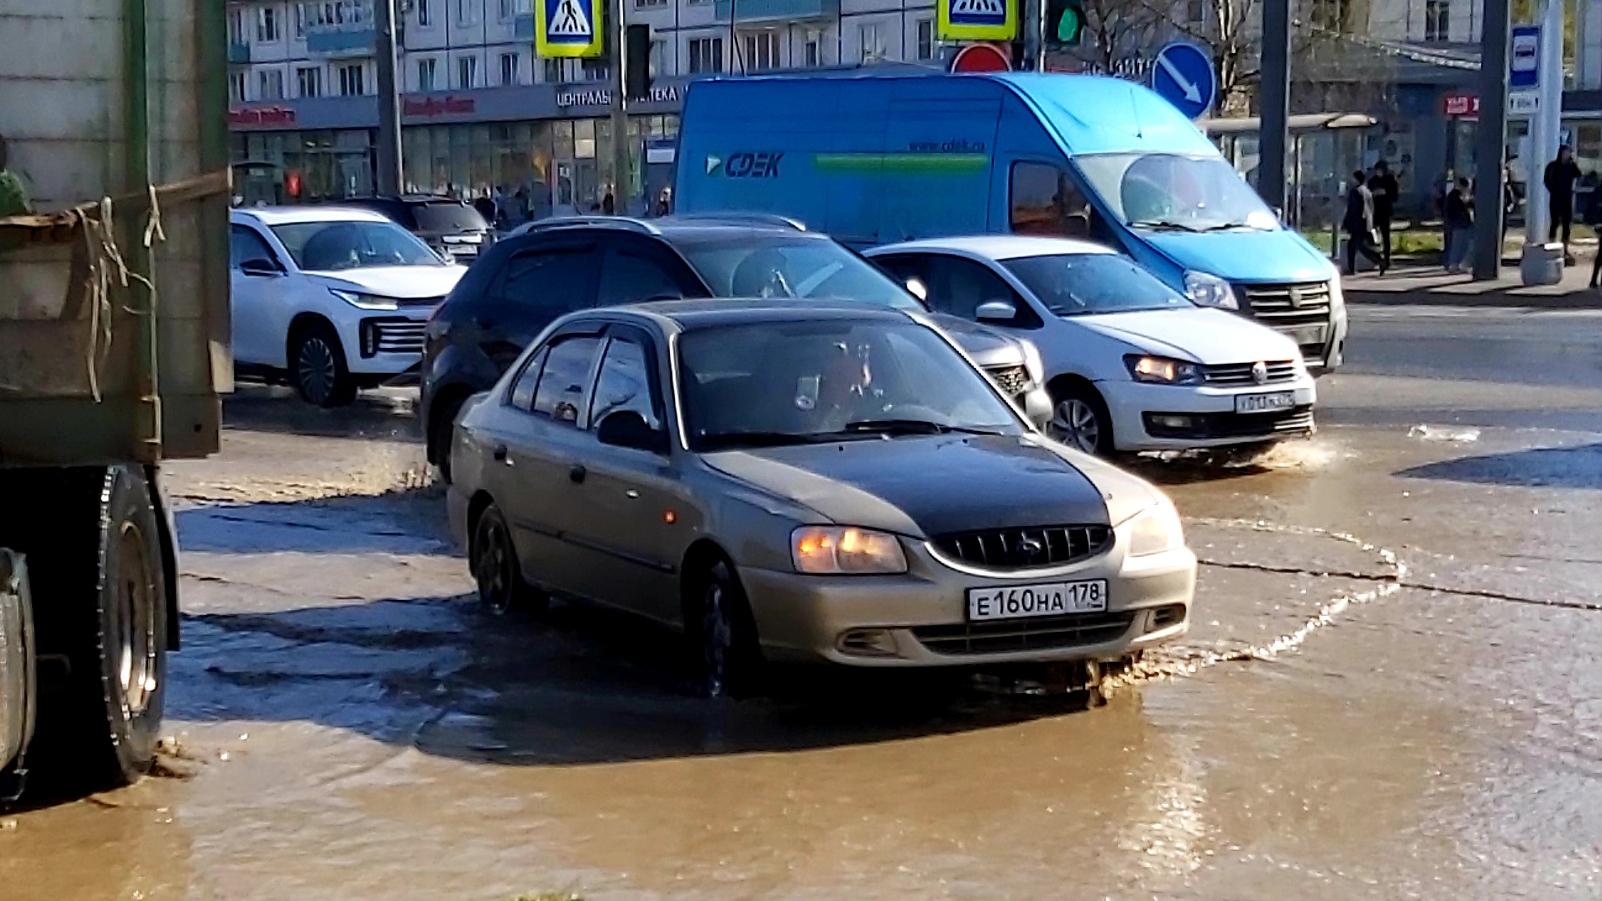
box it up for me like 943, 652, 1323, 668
229, 207, 468, 406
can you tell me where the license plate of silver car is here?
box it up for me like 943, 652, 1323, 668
1235, 391, 1296, 414
967, 580, 1109, 621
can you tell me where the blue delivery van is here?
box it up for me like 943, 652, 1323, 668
674, 71, 1347, 371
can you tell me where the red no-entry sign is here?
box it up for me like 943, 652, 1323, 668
950, 43, 1012, 73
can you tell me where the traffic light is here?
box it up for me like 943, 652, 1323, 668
1045, 0, 1084, 48
625, 24, 651, 99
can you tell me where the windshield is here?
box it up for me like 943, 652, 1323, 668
414, 203, 489, 233
678, 319, 1019, 451
271, 220, 444, 271
1075, 153, 1279, 232
675, 236, 922, 310
1003, 254, 1194, 315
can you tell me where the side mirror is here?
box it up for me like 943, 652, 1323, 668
976, 299, 1017, 323
597, 410, 669, 455
239, 258, 282, 277
904, 277, 929, 301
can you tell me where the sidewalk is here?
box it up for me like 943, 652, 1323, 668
1342, 263, 1602, 309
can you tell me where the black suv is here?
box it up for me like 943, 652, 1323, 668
420, 215, 1050, 477
337, 195, 492, 264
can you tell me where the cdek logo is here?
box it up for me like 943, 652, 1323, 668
706, 151, 784, 178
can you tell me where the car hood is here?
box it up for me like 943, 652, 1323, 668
306, 264, 468, 300
704, 433, 1108, 538
925, 313, 1024, 367
1142, 228, 1335, 283
1076, 307, 1301, 363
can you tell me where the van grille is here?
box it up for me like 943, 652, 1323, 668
912, 612, 1135, 656
931, 525, 1112, 571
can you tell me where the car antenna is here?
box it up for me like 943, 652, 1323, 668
1129, 88, 1145, 140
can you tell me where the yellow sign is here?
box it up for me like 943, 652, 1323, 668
937, 0, 1019, 42
536, 0, 604, 59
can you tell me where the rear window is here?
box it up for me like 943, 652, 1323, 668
414, 203, 488, 232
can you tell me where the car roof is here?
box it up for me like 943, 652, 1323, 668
508, 213, 818, 243
869, 235, 1115, 260
233, 205, 395, 225
598, 298, 915, 332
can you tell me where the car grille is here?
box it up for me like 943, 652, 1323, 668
911, 611, 1136, 656
1235, 281, 1333, 364
360, 318, 427, 357
1201, 360, 1299, 386
984, 364, 1031, 397
1142, 406, 1315, 440
931, 525, 1112, 571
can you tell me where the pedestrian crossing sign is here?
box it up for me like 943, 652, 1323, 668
536, 0, 604, 58
938, 0, 1018, 42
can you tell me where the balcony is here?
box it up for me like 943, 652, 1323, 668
514, 12, 536, 40
306, 26, 375, 57
228, 41, 251, 63
713, 0, 837, 23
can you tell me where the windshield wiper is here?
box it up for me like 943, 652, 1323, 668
1127, 219, 1200, 233
1199, 221, 1258, 232
841, 419, 1005, 437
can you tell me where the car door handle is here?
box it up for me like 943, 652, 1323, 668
569, 464, 587, 484
492, 444, 510, 464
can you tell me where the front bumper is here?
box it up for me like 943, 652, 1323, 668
1104, 378, 1317, 450
338, 311, 433, 376
739, 538, 1196, 667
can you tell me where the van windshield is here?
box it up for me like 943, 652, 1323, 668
1075, 153, 1279, 233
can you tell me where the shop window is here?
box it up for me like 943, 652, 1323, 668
581, 58, 608, 81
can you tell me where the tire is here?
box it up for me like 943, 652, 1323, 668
0, 551, 37, 796
429, 392, 467, 485
2, 467, 169, 793
691, 559, 763, 699
470, 504, 545, 616
290, 321, 357, 408
1048, 384, 1116, 456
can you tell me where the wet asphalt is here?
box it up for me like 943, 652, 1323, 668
4, 299, 1601, 900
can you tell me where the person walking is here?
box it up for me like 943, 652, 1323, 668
1543, 145, 1583, 261
1370, 160, 1401, 266
1443, 176, 1475, 273
1343, 170, 1386, 276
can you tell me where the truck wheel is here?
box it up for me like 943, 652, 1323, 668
22, 467, 168, 791
0, 551, 37, 798
291, 322, 357, 408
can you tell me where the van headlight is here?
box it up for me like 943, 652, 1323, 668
1123, 499, 1185, 557
792, 526, 908, 574
1184, 270, 1238, 310
328, 288, 399, 311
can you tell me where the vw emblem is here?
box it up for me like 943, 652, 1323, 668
1251, 361, 1269, 384
1018, 536, 1045, 560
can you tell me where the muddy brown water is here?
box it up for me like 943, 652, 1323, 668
4, 382, 1602, 900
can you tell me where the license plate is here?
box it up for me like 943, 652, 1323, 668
967, 580, 1108, 621
1235, 391, 1296, 414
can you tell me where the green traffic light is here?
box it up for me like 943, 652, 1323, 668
1055, 7, 1081, 43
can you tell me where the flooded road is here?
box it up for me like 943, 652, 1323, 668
5, 303, 1602, 900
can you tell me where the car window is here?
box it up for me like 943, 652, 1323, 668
271, 220, 442, 270
532, 336, 602, 426
588, 336, 662, 431
497, 247, 600, 322
597, 247, 690, 306
1011, 162, 1094, 239
230, 225, 277, 268
508, 347, 549, 411
920, 255, 1023, 322
673, 234, 921, 310
1002, 254, 1194, 315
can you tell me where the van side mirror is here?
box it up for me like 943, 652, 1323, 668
597, 410, 669, 455
239, 258, 282, 277
976, 299, 1017, 323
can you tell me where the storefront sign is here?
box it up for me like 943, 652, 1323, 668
229, 105, 298, 127
536, 0, 604, 58
554, 84, 682, 108
1443, 92, 1480, 117
938, 0, 1018, 42
404, 95, 477, 117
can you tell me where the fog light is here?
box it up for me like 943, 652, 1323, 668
837, 628, 900, 657
1146, 604, 1187, 633
1152, 415, 1192, 430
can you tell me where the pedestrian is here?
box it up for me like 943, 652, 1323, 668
1371, 160, 1401, 266
0, 133, 30, 218
655, 187, 672, 217
601, 192, 615, 215
472, 191, 496, 226
1343, 169, 1386, 276
1543, 144, 1582, 260
1443, 176, 1475, 273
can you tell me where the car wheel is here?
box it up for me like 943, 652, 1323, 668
694, 559, 762, 699
291, 323, 357, 408
430, 392, 468, 485
470, 504, 545, 617
1048, 385, 1115, 455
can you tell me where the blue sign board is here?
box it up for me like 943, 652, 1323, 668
1150, 42, 1216, 120
1510, 25, 1540, 90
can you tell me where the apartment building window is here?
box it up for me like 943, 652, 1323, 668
418, 57, 438, 90
258, 69, 286, 99
257, 7, 280, 41
859, 23, 884, 64
741, 30, 781, 71
916, 19, 933, 60
297, 65, 323, 97
500, 52, 519, 85
649, 39, 667, 77
1425, 0, 1449, 40
457, 0, 479, 24
293, 4, 306, 37
338, 63, 365, 95
229, 70, 246, 104
228, 9, 246, 43
544, 57, 566, 83
636, 0, 668, 7
1186, 0, 1207, 24
499, 0, 514, 17
688, 37, 723, 74
457, 55, 478, 88
804, 33, 820, 67
418, 0, 433, 25
581, 58, 608, 81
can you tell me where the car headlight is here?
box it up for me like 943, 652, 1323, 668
1184, 270, 1238, 310
1125, 354, 1204, 385
1123, 499, 1185, 557
328, 288, 399, 311
792, 526, 908, 575
1019, 339, 1045, 386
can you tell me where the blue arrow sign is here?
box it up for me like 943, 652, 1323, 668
1150, 42, 1216, 120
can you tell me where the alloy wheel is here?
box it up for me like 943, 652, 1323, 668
1051, 398, 1102, 454
296, 336, 338, 405
473, 515, 514, 616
